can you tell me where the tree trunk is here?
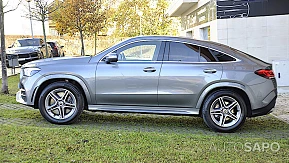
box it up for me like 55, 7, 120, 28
42, 18, 49, 58
0, 0, 9, 94
79, 29, 85, 56
94, 32, 97, 55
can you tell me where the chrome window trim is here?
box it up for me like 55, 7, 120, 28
167, 40, 241, 63
100, 39, 241, 63
100, 40, 163, 61
161, 60, 240, 64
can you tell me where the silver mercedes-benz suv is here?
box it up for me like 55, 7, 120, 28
16, 36, 277, 132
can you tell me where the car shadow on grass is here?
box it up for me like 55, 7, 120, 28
72, 111, 289, 139
1, 107, 288, 139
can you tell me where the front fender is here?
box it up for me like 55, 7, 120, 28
31, 73, 92, 105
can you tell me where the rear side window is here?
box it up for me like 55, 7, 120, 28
209, 49, 236, 62
169, 42, 199, 62
200, 47, 217, 62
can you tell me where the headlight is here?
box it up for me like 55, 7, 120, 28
34, 47, 41, 52
22, 67, 41, 77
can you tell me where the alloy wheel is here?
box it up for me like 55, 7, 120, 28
209, 96, 241, 128
44, 88, 77, 120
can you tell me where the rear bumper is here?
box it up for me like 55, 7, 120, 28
249, 96, 277, 117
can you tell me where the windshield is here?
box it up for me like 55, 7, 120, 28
15, 39, 41, 47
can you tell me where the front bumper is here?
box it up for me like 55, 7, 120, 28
18, 57, 39, 65
16, 89, 28, 105
15, 72, 43, 107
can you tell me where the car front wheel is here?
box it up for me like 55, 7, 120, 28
202, 90, 247, 132
38, 82, 84, 124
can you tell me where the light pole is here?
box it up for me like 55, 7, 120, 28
27, 0, 34, 38
137, 10, 143, 36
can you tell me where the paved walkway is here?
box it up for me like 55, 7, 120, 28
0, 67, 20, 79
271, 93, 289, 124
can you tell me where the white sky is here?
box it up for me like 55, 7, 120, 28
3, 0, 51, 36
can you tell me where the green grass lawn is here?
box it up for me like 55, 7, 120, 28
0, 75, 289, 162
0, 74, 20, 104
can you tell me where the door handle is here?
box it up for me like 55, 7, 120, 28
143, 67, 156, 72
203, 69, 217, 73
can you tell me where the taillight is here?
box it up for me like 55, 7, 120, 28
255, 69, 275, 79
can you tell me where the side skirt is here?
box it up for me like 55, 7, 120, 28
88, 105, 200, 116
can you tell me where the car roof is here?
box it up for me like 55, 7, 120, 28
122, 35, 234, 53
118, 36, 269, 65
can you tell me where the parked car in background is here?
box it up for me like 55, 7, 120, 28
16, 36, 277, 132
47, 41, 65, 57
6, 38, 53, 65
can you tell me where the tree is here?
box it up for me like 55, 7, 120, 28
51, 0, 108, 56
113, 0, 175, 37
85, 0, 113, 55
27, 0, 62, 58
0, 0, 21, 94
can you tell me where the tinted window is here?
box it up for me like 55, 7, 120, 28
117, 41, 161, 61
16, 39, 40, 47
48, 42, 56, 48
169, 42, 199, 62
209, 49, 236, 62
200, 47, 217, 62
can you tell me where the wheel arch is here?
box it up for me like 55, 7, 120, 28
33, 74, 91, 109
196, 82, 252, 117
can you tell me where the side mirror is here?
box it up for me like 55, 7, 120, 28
105, 53, 118, 64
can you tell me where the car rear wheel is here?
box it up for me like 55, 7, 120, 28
202, 90, 247, 132
39, 82, 84, 124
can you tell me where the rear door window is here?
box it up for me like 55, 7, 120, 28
168, 42, 199, 62
167, 42, 236, 62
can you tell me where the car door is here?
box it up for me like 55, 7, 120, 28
158, 42, 223, 108
95, 41, 165, 106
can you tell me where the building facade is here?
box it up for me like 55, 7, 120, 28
168, 0, 289, 92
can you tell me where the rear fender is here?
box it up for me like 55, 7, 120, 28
196, 82, 252, 110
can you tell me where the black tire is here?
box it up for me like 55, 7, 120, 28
38, 81, 84, 124
202, 90, 247, 132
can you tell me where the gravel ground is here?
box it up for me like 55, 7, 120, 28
272, 93, 289, 123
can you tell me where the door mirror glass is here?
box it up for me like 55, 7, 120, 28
105, 53, 118, 63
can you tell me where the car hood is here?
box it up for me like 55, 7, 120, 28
22, 56, 92, 68
6, 46, 40, 54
